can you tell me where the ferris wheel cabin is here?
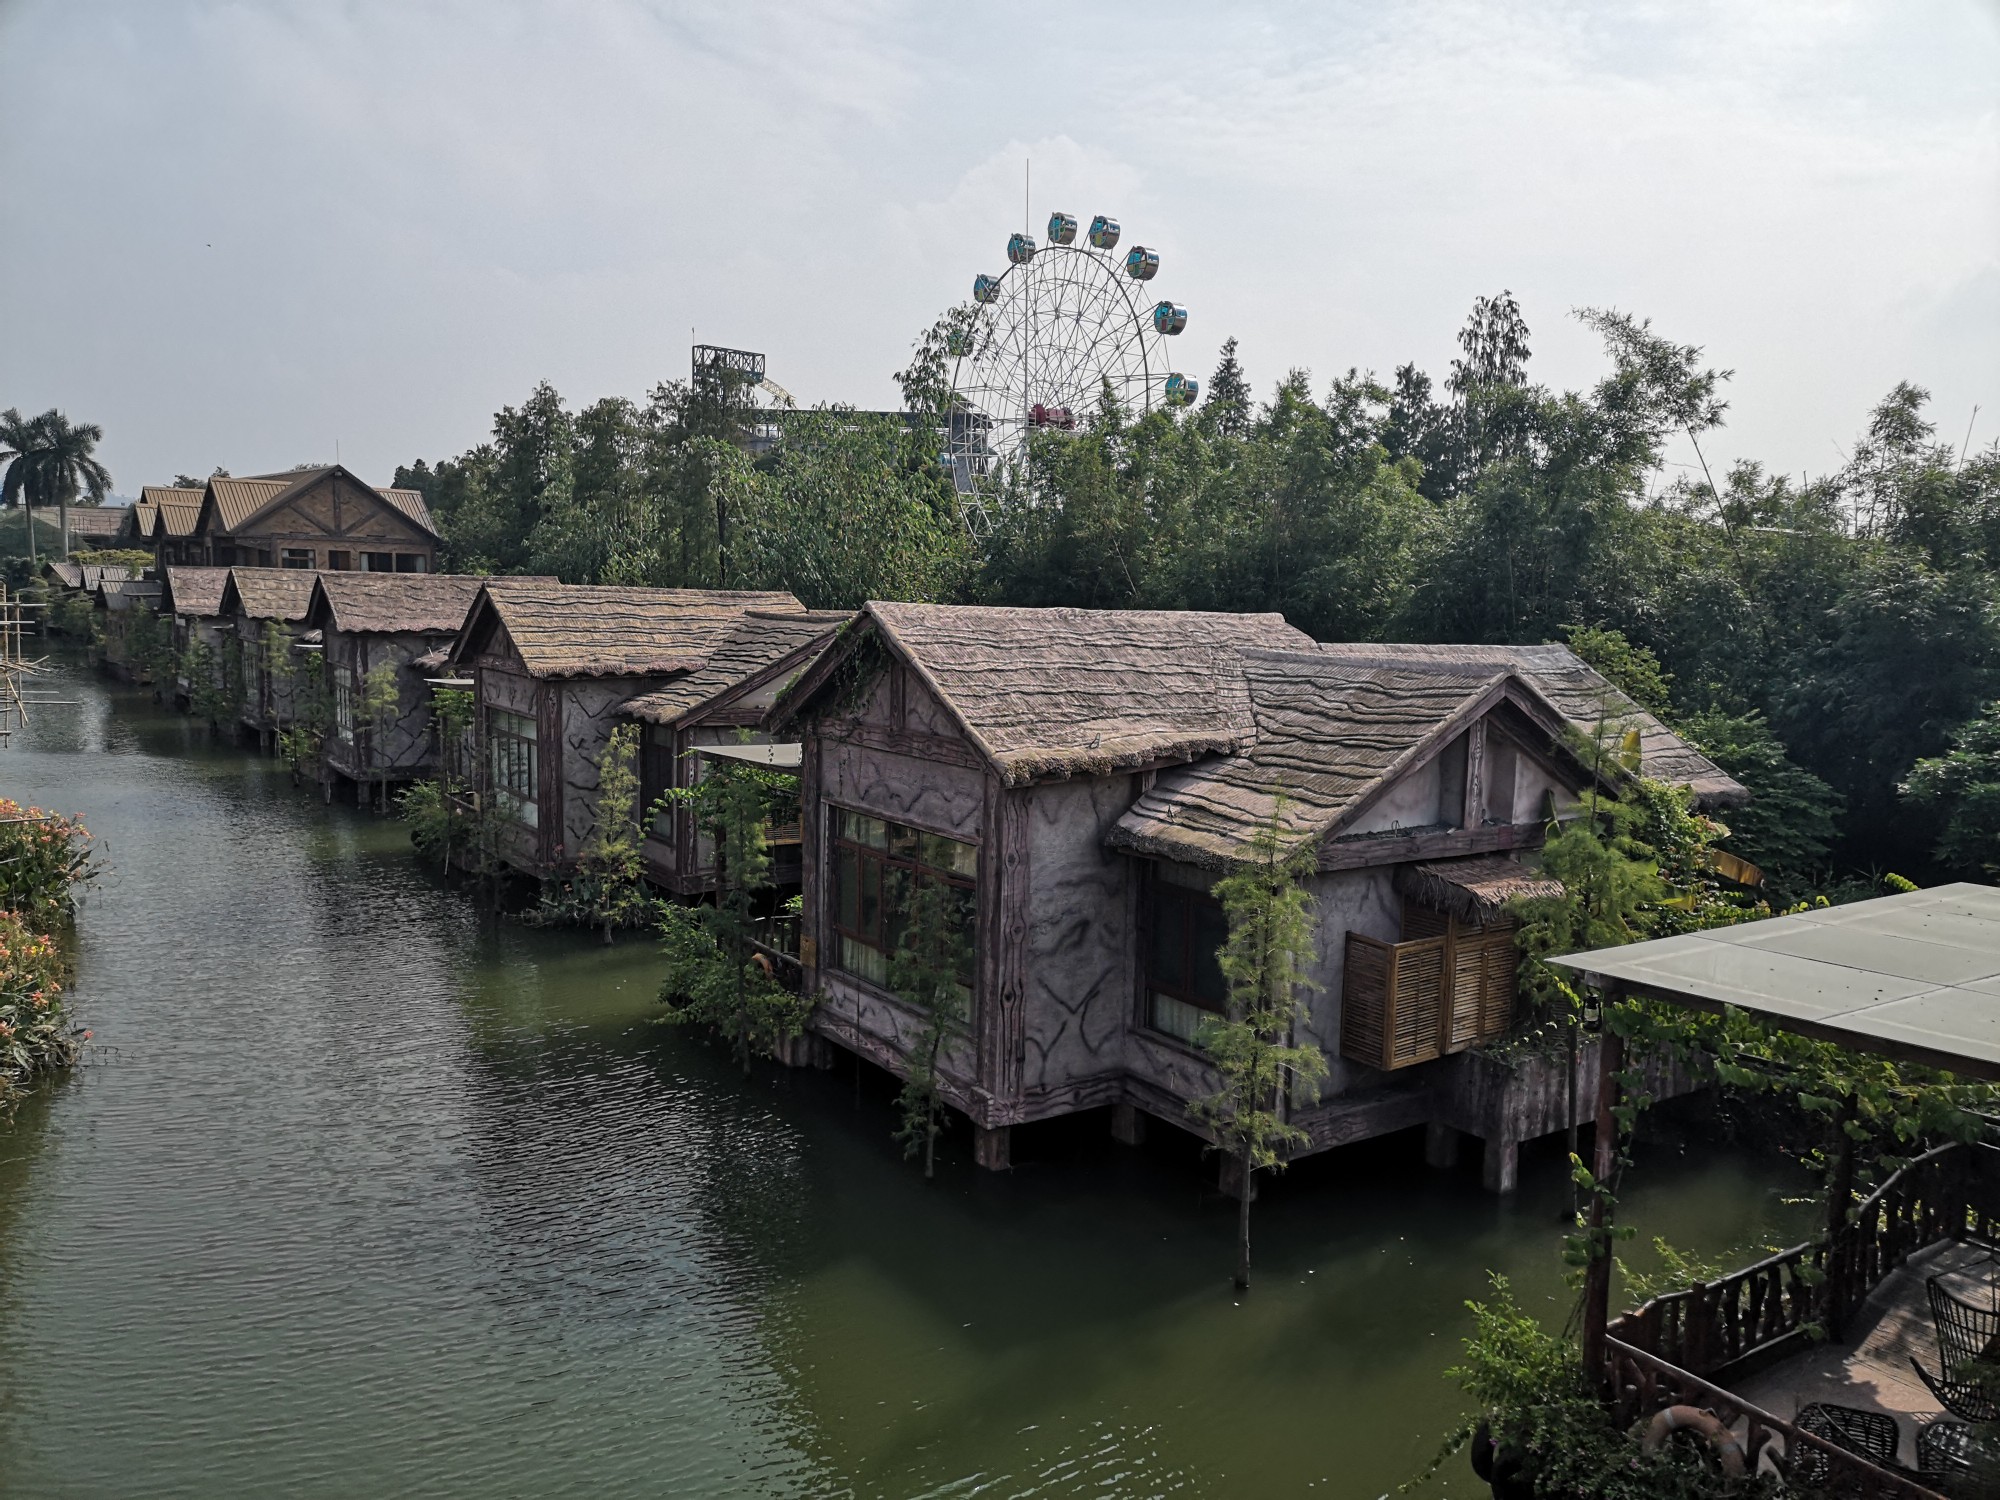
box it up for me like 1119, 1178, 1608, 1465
1088, 215, 1121, 250
1165, 372, 1199, 406
1125, 246, 1160, 281
1047, 212, 1078, 245
973, 274, 1002, 304
1007, 233, 1037, 265
1153, 302, 1188, 336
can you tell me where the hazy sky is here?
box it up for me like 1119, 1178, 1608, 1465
3, 1, 1995, 495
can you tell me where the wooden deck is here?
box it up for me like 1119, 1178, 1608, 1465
1734, 1239, 1995, 1467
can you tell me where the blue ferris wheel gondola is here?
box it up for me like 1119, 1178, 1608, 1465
973, 273, 1002, 304
1088, 215, 1120, 250
1165, 372, 1199, 406
1047, 212, 1078, 245
1125, 246, 1160, 281
1007, 232, 1037, 265
1153, 301, 1188, 335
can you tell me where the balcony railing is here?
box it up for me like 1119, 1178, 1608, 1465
1611, 1140, 2000, 1379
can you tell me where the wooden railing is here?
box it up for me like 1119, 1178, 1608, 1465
1606, 1339, 1945, 1500
1612, 1139, 2000, 1379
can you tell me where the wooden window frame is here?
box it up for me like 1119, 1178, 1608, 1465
487, 707, 539, 828
828, 805, 977, 1016
1142, 871, 1229, 1046
281, 548, 315, 569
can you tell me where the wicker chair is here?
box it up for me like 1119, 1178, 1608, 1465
1792, 1402, 1903, 1486
1910, 1277, 2000, 1423
1916, 1419, 1974, 1485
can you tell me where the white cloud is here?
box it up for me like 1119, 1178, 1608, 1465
0, 0, 1993, 490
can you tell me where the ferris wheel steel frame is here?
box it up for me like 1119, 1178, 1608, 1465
946, 226, 1187, 535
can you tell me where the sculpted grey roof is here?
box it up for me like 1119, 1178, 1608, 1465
623, 610, 850, 726
1109, 652, 1588, 867
462, 583, 805, 679
1310, 642, 1743, 806
855, 602, 1315, 786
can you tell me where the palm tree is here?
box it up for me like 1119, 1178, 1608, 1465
26, 411, 111, 561
0, 409, 42, 565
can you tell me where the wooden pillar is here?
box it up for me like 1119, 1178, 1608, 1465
1822, 1092, 1859, 1335
1580, 1028, 1626, 1387
1110, 1102, 1146, 1147
1218, 1151, 1258, 1202
1481, 1135, 1518, 1193
1425, 1120, 1461, 1170
973, 1123, 1011, 1172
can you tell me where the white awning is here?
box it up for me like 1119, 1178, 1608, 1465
696, 741, 802, 770
1549, 882, 2000, 1081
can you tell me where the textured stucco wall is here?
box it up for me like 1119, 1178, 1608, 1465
1018, 776, 1140, 1108
558, 676, 653, 864
1299, 866, 1402, 1095
1347, 755, 1445, 835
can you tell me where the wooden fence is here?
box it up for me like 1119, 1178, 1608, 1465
1611, 1139, 2000, 1379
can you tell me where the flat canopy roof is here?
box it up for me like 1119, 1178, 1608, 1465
695, 742, 802, 770
1549, 882, 2000, 1082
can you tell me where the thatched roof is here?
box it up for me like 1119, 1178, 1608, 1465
161, 566, 231, 619
307, 572, 492, 637
1312, 643, 1743, 806
1108, 651, 1591, 867
623, 610, 850, 726
457, 583, 805, 679
222, 567, 319, 623
779, 602, 1315, 787
1396, 856, 1564, 924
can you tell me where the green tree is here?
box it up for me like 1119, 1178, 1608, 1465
656, 755, 812, 1069
357, 661, 402, 811
1189, 808, 1328, 1289
886, 863, 973, 1179
1902, 701, 2000, 877
1202, 335, 1252, 438
537, 724, 652, 940
1683, 709, 1839, 900
276, 650, 330, 786
0, 409, 111, 561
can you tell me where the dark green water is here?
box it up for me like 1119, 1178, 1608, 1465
0, 654, 1810, 1499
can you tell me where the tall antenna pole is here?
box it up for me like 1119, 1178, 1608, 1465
1025, 158, 1030, 235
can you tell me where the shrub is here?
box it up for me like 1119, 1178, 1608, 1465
0, 909, 84, 1102
0, 800, 97, 928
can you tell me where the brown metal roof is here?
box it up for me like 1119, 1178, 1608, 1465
45, 561, 85, 589
155, 498, 202, 538
223, 567, 319, 622
32, 506, 128, 538
127, 503, 159, 539
804, 602, 1316, 786
1312, 642, 1743, 806
207, 478, 292, 530
138, 485, 203, 509
464, 583, 806, 679
622, 610, 850, 725
161, 566, 231, 619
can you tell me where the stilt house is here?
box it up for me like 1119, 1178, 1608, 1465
158, 566, 233, 707
219, 568, 320, 740
96, 577, 165, 681
447, 583, 806, 880
773, 603, 1744, 1179
623, 609, 850, 895
304, 573, 501, 801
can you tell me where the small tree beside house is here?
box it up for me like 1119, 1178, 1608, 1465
537, 723, 654, 941
357, 661, 401, 811
886, 866, 972, 1180
656, 752, 812, 1071
1190, 805, 1328, 1291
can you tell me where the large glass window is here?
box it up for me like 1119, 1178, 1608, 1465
830, 809, 977, 1016
1145, 872, 1228, 1045
333, 673, 354, 743
488, 707, 539, 827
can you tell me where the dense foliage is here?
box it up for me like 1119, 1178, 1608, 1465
0, 800, 98, 1103
397, 295, 1999, 885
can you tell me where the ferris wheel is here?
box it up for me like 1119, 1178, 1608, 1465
946, 212, 1196, 530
